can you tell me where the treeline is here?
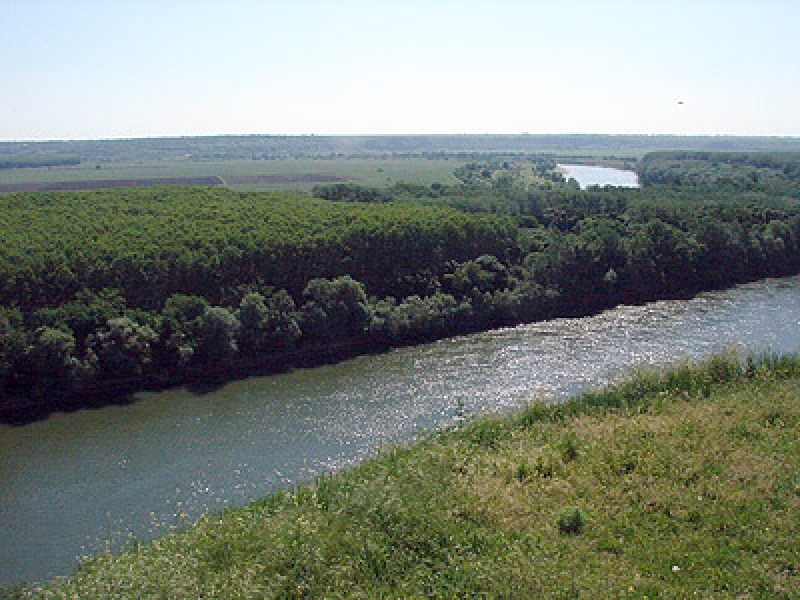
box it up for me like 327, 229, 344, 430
313, 156, 572, 218
0, 187, 519, 418
317, 152, 800, 220
638, 151, 800, 199
4, 152, 800, 419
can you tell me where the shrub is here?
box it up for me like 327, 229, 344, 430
557, 506, 586, 534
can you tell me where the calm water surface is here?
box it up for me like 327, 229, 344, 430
559, 163, 640, 188
2, 276, 800, 585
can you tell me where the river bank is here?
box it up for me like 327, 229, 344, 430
3, 274, 800, 587
0, 264, 789, 427
0, 338, 387, 426
15, 351, 799, 598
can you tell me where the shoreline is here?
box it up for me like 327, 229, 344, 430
0, 271, 788, 427
13, 350, 800, 596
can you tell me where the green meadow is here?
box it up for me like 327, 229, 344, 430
11, 352, 799, 598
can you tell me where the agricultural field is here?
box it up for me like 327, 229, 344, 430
5, 133, 800, 194
0, 157, 466, 194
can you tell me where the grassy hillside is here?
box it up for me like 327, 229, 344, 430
12, 352, 799, 598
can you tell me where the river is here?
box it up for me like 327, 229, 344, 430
2, 275, 800, 585
559, 163, 640, 188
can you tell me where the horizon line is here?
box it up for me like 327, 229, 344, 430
4, 132, 800, 144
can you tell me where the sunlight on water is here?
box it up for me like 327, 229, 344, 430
2, 276, 800, 584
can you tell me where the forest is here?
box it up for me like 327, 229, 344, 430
2, 151, 800, 421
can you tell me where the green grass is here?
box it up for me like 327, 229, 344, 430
9, 352, 800, 598
0, 157, 465, 193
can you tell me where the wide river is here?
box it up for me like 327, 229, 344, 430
3, 274, 800, 585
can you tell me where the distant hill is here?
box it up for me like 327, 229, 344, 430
3, 134, 800, 163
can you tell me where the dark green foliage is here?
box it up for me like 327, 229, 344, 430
236, 292, 300, 354
0, 187, 516, 311
444, 254, 510, 296
311, 183, 391, 203
299, 276, 370, 341
234, 292, 270, 354
556, 506, 586, 534
370, 293, 472, 343
193, 307, 240, 368
4, 151, 800, 411
16, 326, 86, 392
157, 294, 210, 367
0, 309, 26, 397
638, 151, 800, 198
86, 317, 157, 379
32, 289, 128, 347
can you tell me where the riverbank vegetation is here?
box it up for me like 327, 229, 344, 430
3, 152, 800, 421
9, 351, 799, 598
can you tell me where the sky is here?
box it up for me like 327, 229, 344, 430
1, 0, 799, 141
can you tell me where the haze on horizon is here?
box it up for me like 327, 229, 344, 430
2, 0, 799, 142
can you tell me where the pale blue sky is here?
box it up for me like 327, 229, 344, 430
2, 0, 799, 140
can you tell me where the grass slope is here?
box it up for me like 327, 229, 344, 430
10, 353, 800, 598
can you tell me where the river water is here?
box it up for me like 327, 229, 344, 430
2, 275, 800, 585
559, 163, 640, 188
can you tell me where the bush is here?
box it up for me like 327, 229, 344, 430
557, 506, 586, 534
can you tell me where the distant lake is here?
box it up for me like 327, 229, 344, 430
558, 164, 640, 189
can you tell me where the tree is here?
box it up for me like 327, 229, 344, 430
444, 255, 509, 297
237, 290, 302, 354
0, 309, 26, 397
193, 306, 240, 367
623, 219, 699, 299
157, 294, 210, 367
32, 288, 127, 348
263, 290, 302, 349
237, 292, 270, 354
19, 326, 85, 391
299, 276, 370, 341
87, 317, 157, 379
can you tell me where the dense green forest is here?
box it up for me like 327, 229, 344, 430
2, 151, 800, 421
